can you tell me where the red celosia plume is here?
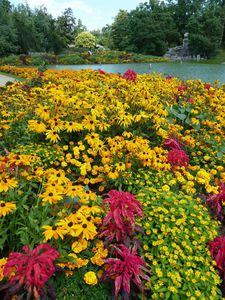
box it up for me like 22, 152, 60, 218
122, 69, 137, 82
4, 243, 59, 291
167, 149, 189, 168
101, 244, 150, 297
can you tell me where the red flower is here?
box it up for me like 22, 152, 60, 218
177, 85, 187, 92
103, 190, 143, 229
98, 69, 106, 74
187, 98, 194, 104
4, 243, 59, 291
206, 183, 225, 221
101, 244, 150, 297
205, 83, 211, 90
167, 149, 189, 168
37, 71, 44, 76
122, 69, 137, 82
209, 236, 225, 279
164, 138, 182, 150
101, 190, 144, 242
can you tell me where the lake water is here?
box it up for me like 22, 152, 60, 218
49, 62, 225, 83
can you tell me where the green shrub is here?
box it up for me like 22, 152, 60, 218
58, 54, 84, 65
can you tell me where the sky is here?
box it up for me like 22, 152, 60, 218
10, 0, 145, 30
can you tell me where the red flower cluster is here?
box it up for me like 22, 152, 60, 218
37, 71, 44, 76
187, 97, 194, 104
122, 69, 137, 82
4, 244, 59, 291
100, 190, 144, 242
205, 83, 211, 90
100, 190, 149, 299
177, 85, 187, 92
209, 236, 225, 280
102, 244, 150, 297
98, 69, 106, 74
206, 183, 225, 221
167, 149, 189, 169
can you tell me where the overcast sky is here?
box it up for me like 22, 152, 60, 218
10, 0, 145, 30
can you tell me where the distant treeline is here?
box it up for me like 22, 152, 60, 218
0, 0, 225, 58
0, 0, 86, 56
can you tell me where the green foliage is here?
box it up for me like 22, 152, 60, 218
75, 31, 96, 49
54, 269, 111, 300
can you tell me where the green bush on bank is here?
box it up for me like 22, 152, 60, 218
0, 51, 168, 66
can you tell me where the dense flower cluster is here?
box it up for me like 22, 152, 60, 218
0, 66, 225, 299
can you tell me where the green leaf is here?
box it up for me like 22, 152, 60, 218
165, 291, 171, 300
217, 152, 223, 159
176, 113, 186, 121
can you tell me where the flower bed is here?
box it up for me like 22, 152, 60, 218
0, 66, 225, 299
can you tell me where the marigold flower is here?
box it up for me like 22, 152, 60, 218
84, 271, 98, 285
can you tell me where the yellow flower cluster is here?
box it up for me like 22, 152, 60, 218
137, 187, 222, 299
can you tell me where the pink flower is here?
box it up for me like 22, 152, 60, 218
122, 69, 137, 82
4, 243, 59, 291
101, 244, 150, 297
167, 149, 189, 168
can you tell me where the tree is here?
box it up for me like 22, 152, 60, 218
12, 4, 38, 53
111, 10, 130, 50
75, 31, 96, 49
0, 0, 18, 56
127, 2, 179, 55
57, 8, 76, 45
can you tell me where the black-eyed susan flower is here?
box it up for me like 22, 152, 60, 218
45, 130, 60, 143
42, 225, 64, 241
0, 201, 16, 217
0, 176, 18, 193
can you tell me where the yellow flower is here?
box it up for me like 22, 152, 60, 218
72, 221, 97, 240
45, 130, 60, 143
0, 201, 16, 217
0, 258, 7, 281
0, 177, 18, 193
42, 225, 64, 241
71, 239, 88, 253
84, 271, 98, 285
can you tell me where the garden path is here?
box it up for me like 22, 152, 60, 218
0, 74, 16, 85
